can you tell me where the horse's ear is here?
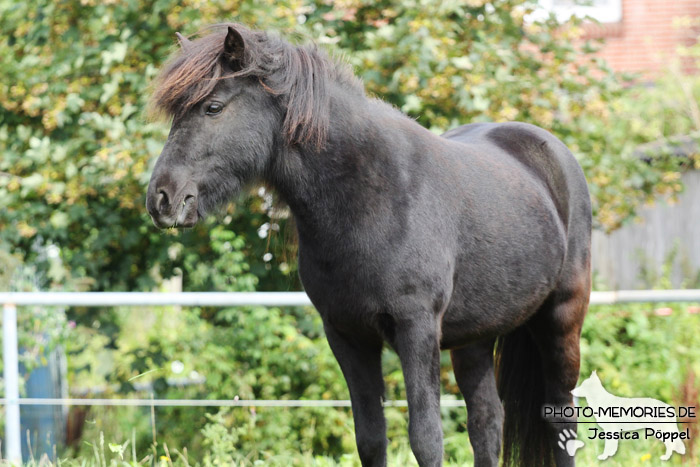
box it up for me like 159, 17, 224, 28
175, 32, 192, 52
223, 26, 245, 68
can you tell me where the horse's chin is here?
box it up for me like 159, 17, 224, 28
175, 195, 199, 227
150, 214, 200, 230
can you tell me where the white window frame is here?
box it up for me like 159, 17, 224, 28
536, 0, 623, 24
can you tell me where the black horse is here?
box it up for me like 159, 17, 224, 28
146, 24, 591, 467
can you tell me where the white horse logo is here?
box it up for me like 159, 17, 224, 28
571, 371, 687, 461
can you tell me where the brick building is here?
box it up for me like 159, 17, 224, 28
543, 0, 700, 78
542, 1, 700, 289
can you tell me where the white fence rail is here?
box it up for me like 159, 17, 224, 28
2, 290, 700, 462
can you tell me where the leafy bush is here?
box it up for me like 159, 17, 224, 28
66, 305, 354, 460
2, 0, 699, 464
0, 0, 691, 292
55, 299, 696, 464
581, 304, 700, 403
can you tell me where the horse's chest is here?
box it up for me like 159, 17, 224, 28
298, 249, 401, 311
297, 242, 451, 330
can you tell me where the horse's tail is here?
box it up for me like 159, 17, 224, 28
496, 325, 554, 467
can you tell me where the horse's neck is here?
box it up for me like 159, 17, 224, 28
269, 87, 431, 240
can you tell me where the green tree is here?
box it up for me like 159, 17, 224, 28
0, 0, 691, 291
0, 0, 301, 293
298, 0, 690, 231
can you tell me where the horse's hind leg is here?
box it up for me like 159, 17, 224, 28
324, 324, 387, 467
450, 339, 503, 467
528, 279, 589, 467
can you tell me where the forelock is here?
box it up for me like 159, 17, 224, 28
148, 23, 363, 149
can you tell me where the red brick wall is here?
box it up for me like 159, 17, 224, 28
586, 0, 700, 78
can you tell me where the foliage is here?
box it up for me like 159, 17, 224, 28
0, 0, 695, 293
66, 304, 355, 460
0, 0, 299, 293
299, 0, 693, 231
0, 248, 70, 374
54, 299, 698, 464
2, 0, 700, 464
590, 18, 700, 230
10, 304, 700, 465
12, 433, 700, 466
635, 240, 700, 290
581, 303, 700, 405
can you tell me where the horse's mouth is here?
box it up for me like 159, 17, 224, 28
175, 195, 198, 227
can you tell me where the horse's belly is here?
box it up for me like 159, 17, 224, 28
439, 293, 546, 349
439, 237, 565, 348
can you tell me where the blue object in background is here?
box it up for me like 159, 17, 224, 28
19, 347, 67, 462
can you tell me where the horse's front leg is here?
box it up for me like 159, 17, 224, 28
393, 315, 444, 466
324, 324, 387, 467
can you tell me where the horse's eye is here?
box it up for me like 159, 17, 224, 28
206, 102, 223, 116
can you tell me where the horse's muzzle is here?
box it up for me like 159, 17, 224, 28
146, 182, 199, 229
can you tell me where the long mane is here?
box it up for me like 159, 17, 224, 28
149, 23, 362, 148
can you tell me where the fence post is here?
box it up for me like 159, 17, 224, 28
3, 303, 22, 463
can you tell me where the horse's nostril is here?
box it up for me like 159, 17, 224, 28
156, 190, 170, 213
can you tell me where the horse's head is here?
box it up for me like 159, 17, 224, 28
146, 25, 288, 228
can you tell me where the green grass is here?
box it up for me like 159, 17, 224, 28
17, 415, 694, 464
10, 431, 697, 467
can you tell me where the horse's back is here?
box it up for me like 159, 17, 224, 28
443, 121, 590, 233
